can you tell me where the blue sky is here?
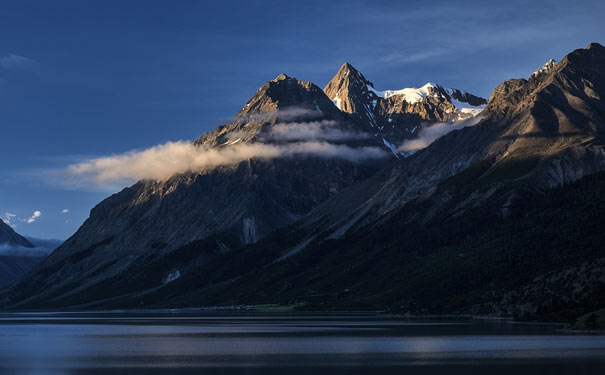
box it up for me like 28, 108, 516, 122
1, 0, 604, 240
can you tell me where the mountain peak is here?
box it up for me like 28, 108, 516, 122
324, 63, 374, 113
240, 74, 327, 116
337, 62, 363, 78
272, 73, 292, 82
331, 62, 373, 86
196, 73, 348, 147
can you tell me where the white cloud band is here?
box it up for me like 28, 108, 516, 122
64, 140, 386, 187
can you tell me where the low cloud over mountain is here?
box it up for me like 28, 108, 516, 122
398, 115, 485, 152
64, 140, 385, 187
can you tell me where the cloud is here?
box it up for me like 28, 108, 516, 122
26, 211, 41, 224
0, 237, 61, 257
239, 107, 322, 124
398, 116, 485, 152
62, 140, 386, 188
62, 209, 69, 214
0, 54, 36, 69
264, 120, 371, 142
380, 48, 450, 65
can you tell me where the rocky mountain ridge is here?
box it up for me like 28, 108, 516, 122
323, 62, 487, 154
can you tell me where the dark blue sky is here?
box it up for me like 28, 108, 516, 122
1, 0, 604, 239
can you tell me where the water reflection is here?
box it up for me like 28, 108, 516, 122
0, 312, 603, 374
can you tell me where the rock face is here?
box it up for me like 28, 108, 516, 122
323, 62, 487, 151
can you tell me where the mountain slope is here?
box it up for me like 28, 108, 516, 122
0, 256, 44, 288
105, 169, 605, 321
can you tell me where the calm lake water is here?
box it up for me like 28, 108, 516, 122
0, 311, 604, 374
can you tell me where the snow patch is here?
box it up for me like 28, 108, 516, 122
332, 94, 343, 110
368, 82, 438, 104
225, 138, 242, 145
449, 98, 485, 117
531, 59, 556, 78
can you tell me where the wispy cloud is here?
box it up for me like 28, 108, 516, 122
26, 210, 41, 224
0, 237, 61, 257
264, 120, 371, 142
380, 48, 451, 65
237, 107, 323, 123
60, 140, 386, 189
398, 116, 485, 152
2, 210, 43, 227
0, 54, 36, 69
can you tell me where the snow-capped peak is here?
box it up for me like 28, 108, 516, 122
368, 82, 439, 104
531, 59, 556, 78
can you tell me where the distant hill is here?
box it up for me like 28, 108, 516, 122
0, 221, 61, 287
0, 218, 33, 248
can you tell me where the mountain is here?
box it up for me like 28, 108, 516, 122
323, 62, 487, 154
0, 74, 388, 308
21, 41, 604, 321
3, 43, 604, 322
183, 41, 604, 320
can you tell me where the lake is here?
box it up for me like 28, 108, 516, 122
0, 311, 604, 374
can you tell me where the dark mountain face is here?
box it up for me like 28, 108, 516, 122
0, 256, 44, 288
4, 44, 605, 320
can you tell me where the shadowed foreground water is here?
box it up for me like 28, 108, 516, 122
0, 311, 604, 374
